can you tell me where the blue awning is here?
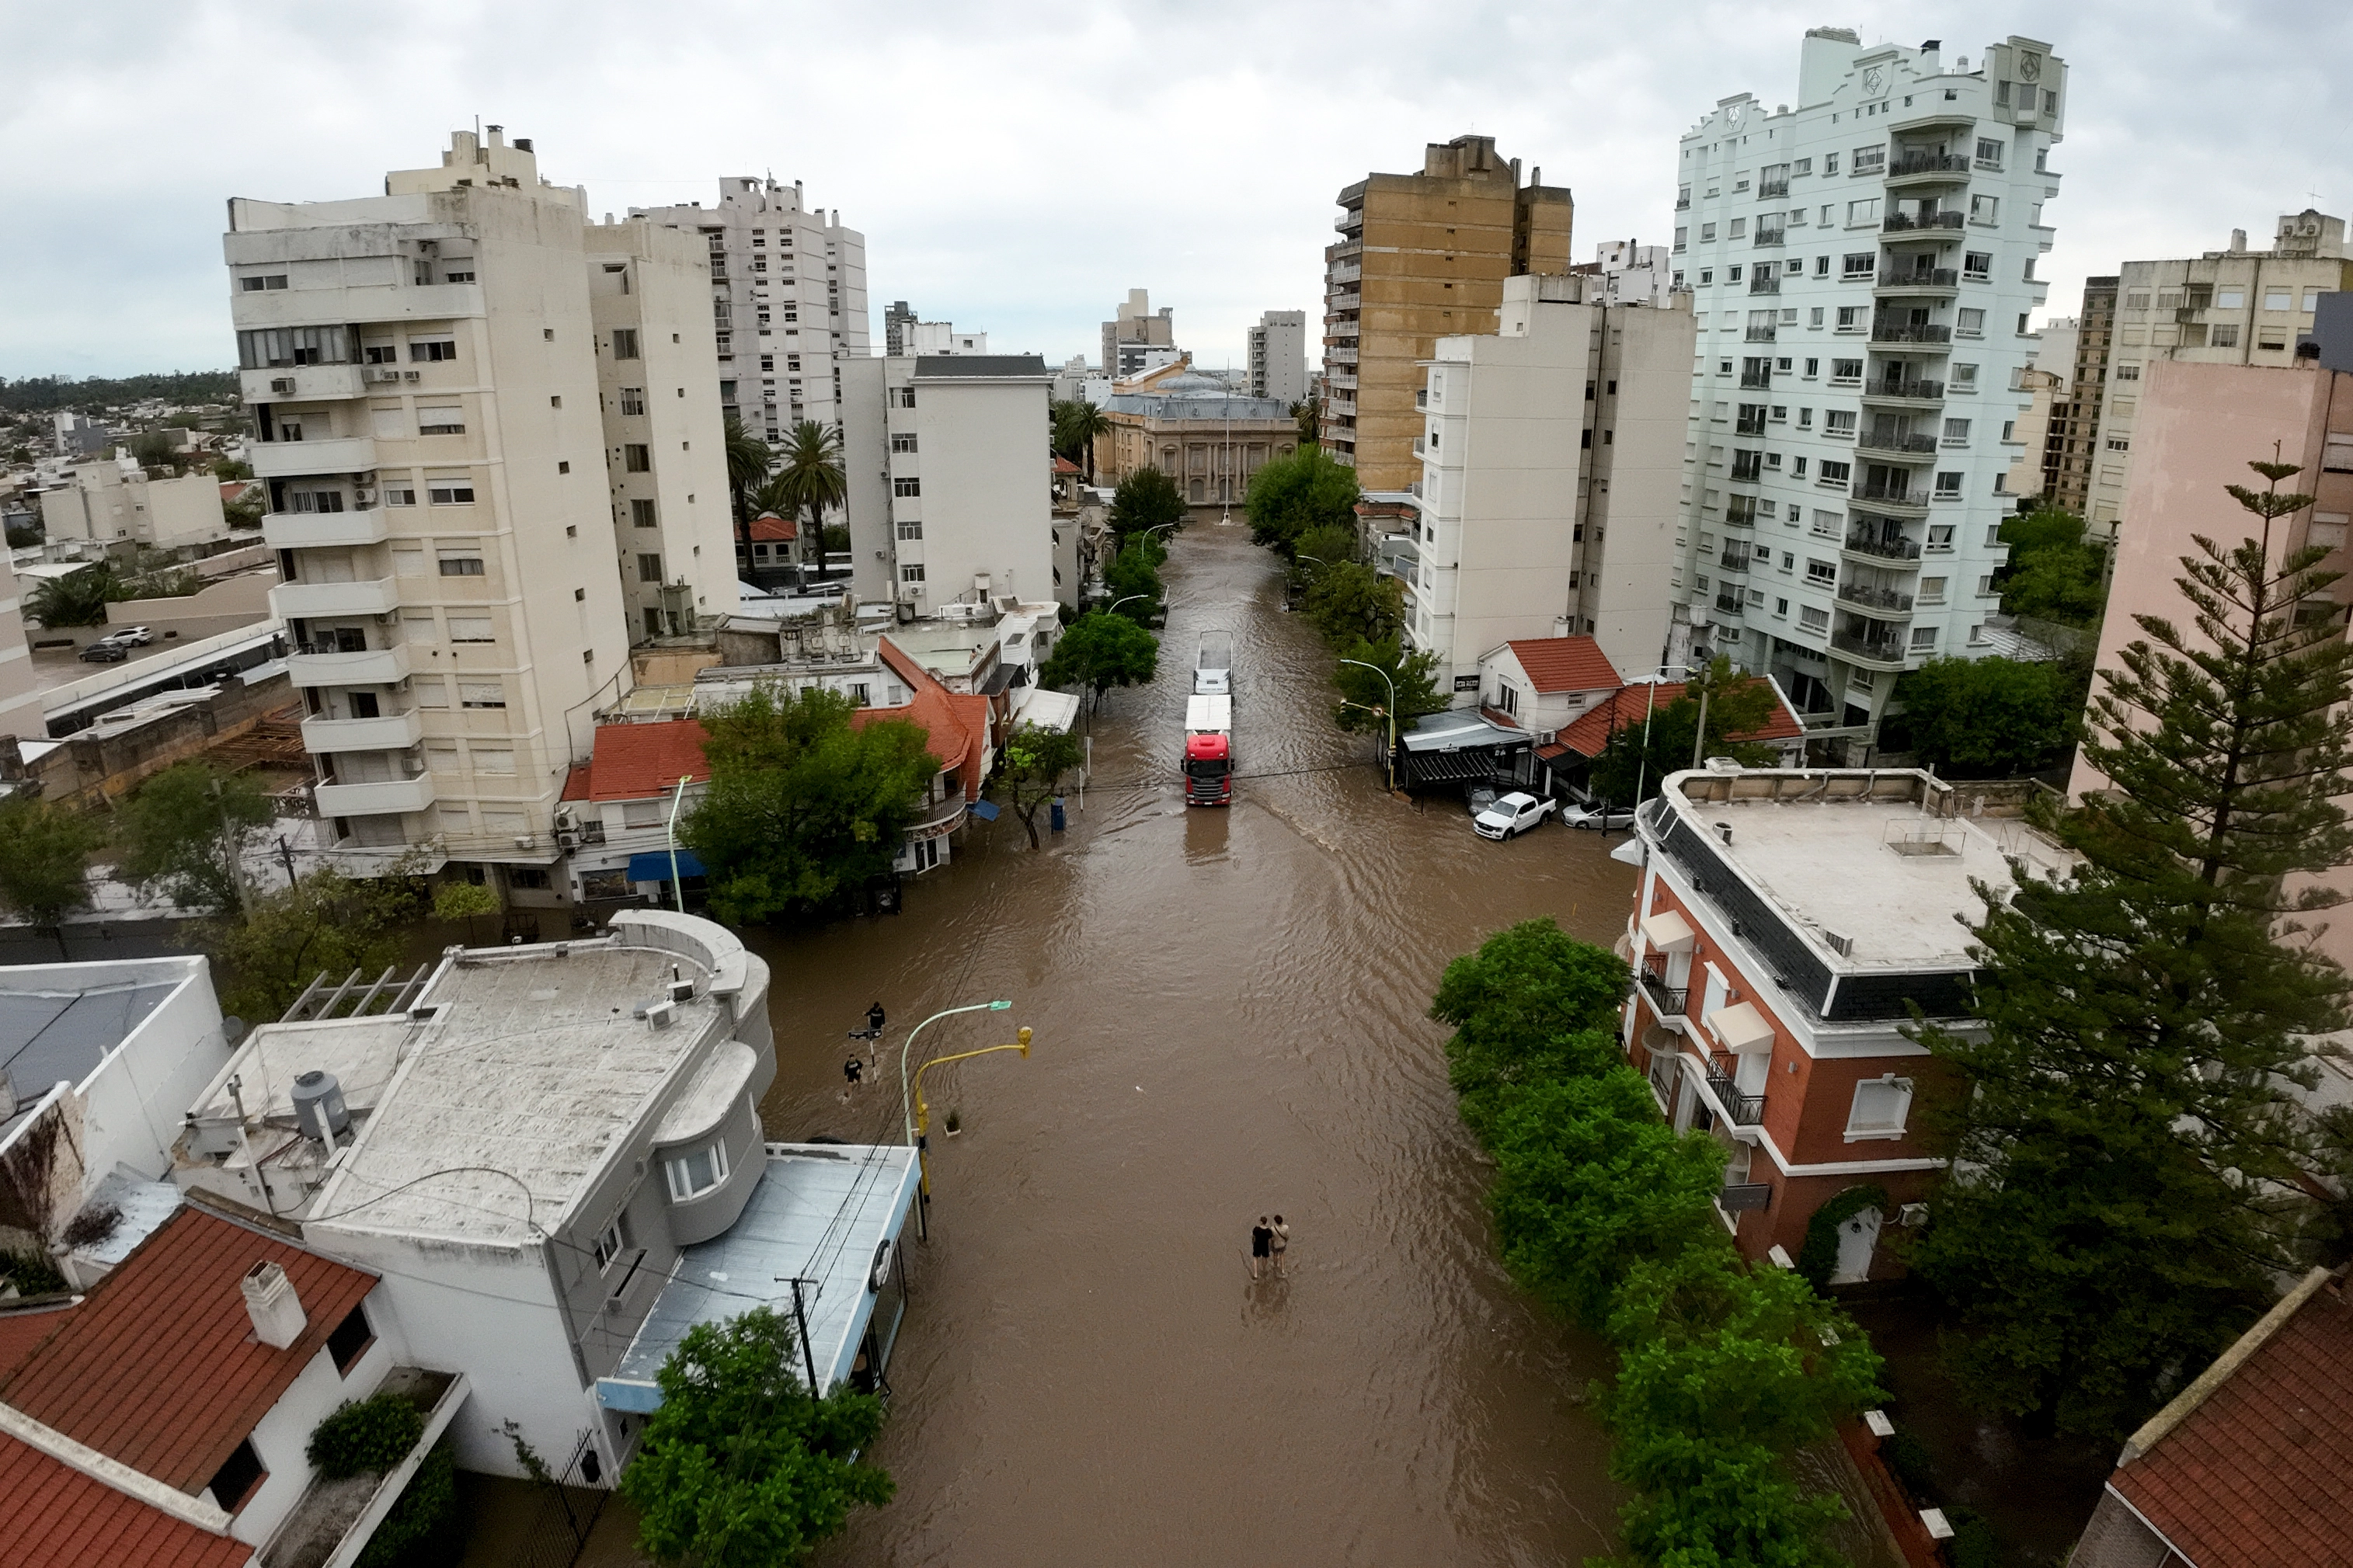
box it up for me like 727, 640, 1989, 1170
627, 850, 705, 881
967, 800, 1001, 822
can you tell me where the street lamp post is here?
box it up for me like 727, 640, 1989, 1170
1336, 657, 1398, 792
1106, 593, 1150, 617
663, 773, 694, 913
897, 999, 1013, 1242
1629, 663, 1700, 821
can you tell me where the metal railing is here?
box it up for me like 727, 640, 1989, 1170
1732, 456, 1763, 482
1878, 267, 1960, 288
1705, 1064, 1767, 1126
1857, 482, 1925, 506
1719, 551, 1752, 572
1829, 631, 1910, 665
1857, 432, 1941, 456
1754, 228, 1785, 248
1871, 322, 1953, 345
1676, 195, 1691, 210
1864, 378, 1945, 401
1639, 963, 1690, 1017
1837, 581, 1916, 613
1749, 274, 1780, 295
1745, 325, 1777, 342
1739, 370, 1773, 390
1883, 210, 1967, 233
1735, 415, 1768, 436
1714, 593, 1746, 615
1844, 531, 1923, 561
1759, 179, 1789, 198
1888, 151, 1970, 178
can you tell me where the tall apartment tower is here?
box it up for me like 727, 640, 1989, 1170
1670, 32, 2066, 734
2082, 214, 2353, 547
840, 356, 1056, 610
884, 301, 916, 356
2044, 277, 2117, 515
1322, 135, 1573, 493
1246, 311, 1308, 405
230, 128, 726, 879
632, 179, 870, 441
1102, 290, 1177, 379
1411, 274, 1697, 694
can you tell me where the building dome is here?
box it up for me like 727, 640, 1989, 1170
1150, 372, 1229, 397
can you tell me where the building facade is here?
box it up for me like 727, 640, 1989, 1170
0, 553, 38, 740
1322, 134, 1573, 491
1410, 273, 1696, 697
2048, 276, 2116, 516
1575, 240, 1678, 306
1669, 31, 2066, 736
1092, 369, 1298, 507
632, 177, 870, 441
2081, 213, 2353, 546
1246, 310, 1309, 405
1101, 289, 1177, 380
38, 464, 229, 554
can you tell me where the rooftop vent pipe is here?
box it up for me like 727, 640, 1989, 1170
242, 1261, 308, 1350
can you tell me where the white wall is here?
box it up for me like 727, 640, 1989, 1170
840, 357, 891, 605
897, 367, 1053, 607
231, 1292, 409, 1544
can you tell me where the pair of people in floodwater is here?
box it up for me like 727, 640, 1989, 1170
1248, 1215, 1290, 1280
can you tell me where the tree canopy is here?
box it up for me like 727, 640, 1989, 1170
1000, 722, 1085, 849
0, 798, 103, 943
204, 862, 427, 1022
115, 761, 273, 916
620, 1306, 893, 1568
1301, 560, 1402, 645
23, 564, 127, 628
1888, 655, 2084, 777
1051, 399, 1109, 481
1039, 610, 1158, 699
1243, 447, 1359, 553
765, 421, 848, 545
1107, 468, 1185, 544
1585, 660, 1783, 805
1996, 508, 2108, 628
1102, 537, 1165, 622
1331, 636, 1446, 737
683, 684, 938, 923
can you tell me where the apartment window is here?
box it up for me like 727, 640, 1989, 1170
2264, 289, 2293, 311
2310, 514, 2350, 549
1791, 457, 1807, 478
1841, 252, 1874, 280
896, 519, 923, 541
1951, 363, 1979, 390
1909, 626, 1940, 651
900, 565, 925, 586
1808, 308, 1825, 328
2215, 289, 2246, 309
442, 266, 475, 283
290, 490, 344, 514
1824, 152, 1840, 175
2210, 324, 2241, 348
1774, 597, 1790, 617
2114, 363, 2141, 381
638, 554, 663, 583
631, 498, 657, 527
1927, 523, 1955, 551
363, 342, 397, 363
1729, 218, 1747, 239
2305, 290, 2324, 311
667, 1140, 731, 1202
416, 405, 465, 435
1700, 224, 1717, 242
1934, 471, 1965, 499
240, 273, 289, 292
1829, 359, 1862, 386
1961, 252, 1993, 282
1943, 419, 1972, 444
1974, 137, 2004, 169
437, 552, 484, 576
449, 615, 495, 644
624, 444, 651, 472
1968, 194, 2000, 224
1805, 557, 1836, 585
619, 388, 646, 415
1815, 255, 1832, 277
593, 1216, 632, 1272
1728, 265, 1744, 283
1846, 198, 1879, 227
1836, 305, 1864, 331
1805, 357, 1822, 378
1851, 144, 1885, 175
2125, 290, 2151, 309
1819, 460, 1850, 485
890, 432, 919, 454
2259, 332, 2288, 351
1824, 410, 1856, 436
206, 1439, 266, 1514
405, 336, 456, 363
238, 325, 351, 368
1798, 605, 1830, 632
1794, 157, 1813, 176
893, 477, 921, 497
1919, 576, 1948, 604
612, 329, 640, 359
1956, 308, 1986, 337
326, 1304, 374, 1375
893, 387, 917, 409
2323, 435, 2353, 473
1796, 408, 1813, 429
1699, 269, 1714, 285
426, 482, 475, 504
1674, 228, 1688, 251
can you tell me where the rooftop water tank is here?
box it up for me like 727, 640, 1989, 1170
291, 1070, 350, 1142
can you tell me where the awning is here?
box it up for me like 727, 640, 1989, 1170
967, 799, 1001, 822
1705, 1000, 1776, 1055
1639, 909, 1695, 953
627, 850, 705, 881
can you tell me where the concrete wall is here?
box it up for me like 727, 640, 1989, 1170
23, 668, 294, 803
895, 366, 1054, 607
840, 356, 891, 605
1587, 297, 1697, 680
106, 569, 277, 643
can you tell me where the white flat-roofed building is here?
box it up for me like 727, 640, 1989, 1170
1247, 310, 1309, 405
1623, 766, 2069, 1279
1671, 31, 2066, 739
38, 464, 230, 553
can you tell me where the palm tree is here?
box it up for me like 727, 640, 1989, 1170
1054, 399, 1109, 482
769, 422, 848, 569
722, 416, 774, 558
24, 564, 117, 628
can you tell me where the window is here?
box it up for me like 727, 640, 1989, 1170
409, 338, 457, 363
1814, 255, 1832, 277
238, 325, 351, 368
1836, 305, 1864, 330
619, 387, 645, 415
890, 432, 918, 454
631, 498, 657, 527
437, 553, 484, 576
612, 329, 640, 359
327, 1303, 374, 1375
1824, 409, 1856, 436
240, 273, 289, 292
426, 482, 475, 504
1674, 227, 1688, 251
2126, 290, 2151, 308
1819, 460, 1850, 485
631, 553, 662, 584
624, 444, 651, 472
1701, 223, 1717, 242
893, 387, 917, 409
1851, 144, 1885, 175
2323, 434, 2353, 473
1823, 152, 1840, 175
1974, 137, 2004, 169
2114, 363, 2141, 381
1805, 557, 1836, 584
416, 406, 465, 435
1794, 157, 1813, 176
1846, 198, 1879, 227
1910, 626, 1939, 651
893, 476, 921, 497
2310, 513, 2349, 550
1950, 363, 1979, 390
1927, 523, 1956, 551
205, 1438, 266, 1513
363, 342, 397, 363
2213, 289, 2245, 309
2259, 332, 2287, 351
449, 615, 495, 644
2104, 436, 2129, 452
1798, 605, 1829, 632
2264, 289, 2293, 311
2210, 324, 2240, 348
900, 565, 926, 585
461, 683, 508, 711
1961, 251, 1993, 281
1956, 308, 1986, 336
593, 1215, 632, 1272
1934, 471, 1965, 499
1829, 357, 1861, 384
666, 1139, 731, 1201
1729, 217, 1747, 239
442, 266, 475, 283
1919, 576, 1948, 604
1968, 194, 2000, 224
1796, 408, 1814, 428
1942, 419, 1972, 443
1728, 265, 1744, 283
1699, 269, 1714, 285
896, 518, 923, 541
2305, 289, 2324, 312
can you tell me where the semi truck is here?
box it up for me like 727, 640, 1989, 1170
1194, 631, 1232, 695
1184, 694, 1233, 806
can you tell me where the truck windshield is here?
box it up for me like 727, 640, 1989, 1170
1184, 758, 1230, 778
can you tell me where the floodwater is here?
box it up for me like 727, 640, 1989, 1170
749, 520, 1640, 1566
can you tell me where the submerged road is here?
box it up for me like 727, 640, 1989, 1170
753, 520, 1641, 1564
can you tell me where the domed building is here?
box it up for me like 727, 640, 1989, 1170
1094, 356, 1300, 506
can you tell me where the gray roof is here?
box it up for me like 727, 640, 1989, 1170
1401, 709, 1523, 754
0, 978, 181, 1143
910, 355, 1049, 379
1104, 393, 1294, 421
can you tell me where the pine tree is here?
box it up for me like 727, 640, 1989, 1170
1915, 457, 2353, 1439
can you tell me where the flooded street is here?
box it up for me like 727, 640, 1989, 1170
752, 520, 1640, 1565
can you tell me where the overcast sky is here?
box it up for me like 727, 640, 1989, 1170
6, 1, 2348, 382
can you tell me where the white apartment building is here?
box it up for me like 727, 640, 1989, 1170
0, 553, 38, 739
1582, 241, 1678, 307
841, 355, 1056, 610
583, 220, 740, 642
1672, 30, 2064, 732
38, 464, 228, 553
230, 129, 661, 878
1247, 310, 1309, 405
2083, 212, 2353, 542
632, 179, 870, 441
1411, 273, 1697, 698
906, 322, 988, 356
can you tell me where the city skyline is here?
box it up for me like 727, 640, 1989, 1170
7, 0, 2349, 381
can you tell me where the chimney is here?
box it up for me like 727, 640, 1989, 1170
242, 1261, 308, 1350
2230, 228, 2248, 253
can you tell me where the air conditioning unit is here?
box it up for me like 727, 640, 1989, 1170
556, 829, 580, 851
512, 834, 534, 850
353, 488, 375, 505
554, 807, 580, 832
270, 378, 296, 395
365, 367, 401, 384
402, 370, 421, 382
1535, 729, 1558, 746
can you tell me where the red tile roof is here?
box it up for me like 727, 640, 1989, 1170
0, 1436, 252, 1568
1502, 636, 1622, 694
570, 721, 711, 802
748, 513, 796, 542
1550, 677, 1804, 763
865, 639, 984, 798
0, 1204, 376, 1496
1052, 456, 1082, 475
2110, 1273, 2353, 1568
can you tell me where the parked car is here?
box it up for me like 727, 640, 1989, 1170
109, 625, 155, 645
1464, 784, 1498, 819
1473, 791, 1556, 841
77, 640, 129, 662
1561, 801, 1636, 831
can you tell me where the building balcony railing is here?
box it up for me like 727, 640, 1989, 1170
301, 708, 425, 753
1724, 499, 1760, 528
1828, 631, 1913, 669
1639, 962, 1690, 1017
1855, 482, 1929, 514
1862, 378, 1945, 404
314, 773, 436, 818
241, 365, 367, 405
1735, 416, 1767, 436
1871, 322, 1953, 346
1877, 268, 1961, 290
1731, 454, 1763, 482
1718, 551, 1751, 572
263, 509, 389, 550
1739, 370, 1772, 390
1836, 581, 1916, 614
1759, 179, 1789, 199
1714, 593, 1746, 616
1843, 531, 1923, 561
1675, 195, 1691, 210
908, 789, 968, 842
273, 577, 401, 620
1749, 275, 1780, 296
1328, 346, 1359, 366
1745, 325, 1777, 342
1855, 432, 1941, 457
1753, 228, 1785, 248
1704, 1063, 1767, 1126
250, 436, 379, 480
287, 642, 412, 688
1886, 151, 1972, 181
1882, 210, 1967, 234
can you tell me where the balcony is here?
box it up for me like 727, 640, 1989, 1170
273, 576, 400, 619
1843, 531, 1923, 562
1882, 210, 1967, 235
1749, 274, 1780, 296
1870, 322, 1953, 346
240, 364, 366, 405
1854, 482, 1929, 516
1875, 268, 1960, 293
251, 436, 378, 479
1714, 593, 1746, 616
263, 509, 389, 549
1836, 581, 1916, 614
1675, 194, 1691, 210
1638, 961, 1689, 1017
1731, 456, 1763, 482
1724, 499, 1760, 528
1856, 432, 1940, 459
1739, 370, 1772, 390
287, 641, 412, 687
1753, 228, 1785, 249
1719, 551, 1751, 573
315, 773, 435, 817
1758, 179, 1789, 199
1885, 151, 1972, 185
908, 789, 969, 843
1704, 1062, 1766, 1126
1335, 208, 1363, 235
301, 708, 425, 753
1828, 631, 1912, 669
1328, 346, 1358, 367
1745, 325, 1777, 342
1861, 378, 1945, 406
1328, 319, 1360, 340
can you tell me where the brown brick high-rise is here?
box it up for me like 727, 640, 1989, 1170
1321, 136, 1572, 492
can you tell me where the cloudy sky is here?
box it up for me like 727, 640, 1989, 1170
5, 0, 2347, 381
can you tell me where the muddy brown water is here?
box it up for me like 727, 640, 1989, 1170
743, 520, 1637, 1566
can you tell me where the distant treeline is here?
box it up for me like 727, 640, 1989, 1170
1, 371, 241, 414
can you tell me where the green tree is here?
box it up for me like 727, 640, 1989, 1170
1585, 661, 1781, 805
115, 761, 272, 916
129, 430, 189, 476
621, 1307, 893, 1568
212, 457, 253, 481
1303, 560, 1401, 645
1243, 447, 1359, 553
722, 415, 774, 548
1102, 541, 1164, 621
1997, 508, 2108, 628
1890, 655, 2081, 776
431, 879, 501, 944
1331, 636, 1444, 738
1107, 468, 1185, 544
222, 488, 265, 530
1913, 459, 2353, 1439
0, 797, 104, 955
999, 722, 1085, 850
1429, 916, 1631, 1115
683, 684, 937, 923
1290, 396, 1319, 449
204, 863, 427, 1022
1039, 610, 1159, 701
819, 523, 851, 558
1288, 522, 1356, 590
23, 564, 123, 628
767, 421, 848, 557
1052, 399, 1108, 481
